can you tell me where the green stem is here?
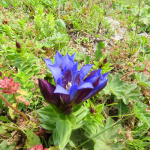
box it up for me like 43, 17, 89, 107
13, 93, 19, 123
0, 121, 20, 130
77, 118, 122, 148
0, 3, 9, 23
107, 99, 121, 112
0, 93, 28, 121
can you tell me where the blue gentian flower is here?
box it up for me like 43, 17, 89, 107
38, 51, 108, 115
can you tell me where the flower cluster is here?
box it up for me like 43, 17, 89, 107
29, 144, 47, 150
0, 77, 19, 94
39, 51, 108, 115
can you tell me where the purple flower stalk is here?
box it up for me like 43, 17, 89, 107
38, 51, 108, 115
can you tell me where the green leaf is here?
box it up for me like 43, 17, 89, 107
94, 141, 125, 150
96, 103, 104, 114
134, 102, 150, 125
53, 120, 72, 150
104, 74, 127, 97
48, 146, 60, 150
84, 121, 99, 136
0, 127, 7, 135
66, 114, 76, 128
26, 128, 41, 149
121, 84, 141, 104
94, 114, 105, 126
115, 99, 129, 116
94, 118, 125, 150
37, 105, 60, 122
0, 140, 15, 150
69, 129, 81, 147
84, 55, 90, 65
37, 105, 60, 131
73, 106, 88, 122
95, 42, 104, 61
96, 42, 105, 50
135, 72, 150, 88
1, 1, 9, 8
0, 116, 10, 122
55, 19, 66, 29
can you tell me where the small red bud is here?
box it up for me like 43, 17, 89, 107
0, 71, 2, 77
16, 41, 21, 49
103, 57, 107, 64
90, 107, 96, 114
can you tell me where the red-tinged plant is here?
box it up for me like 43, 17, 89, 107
29, 144, 48, 150
0, 76, 19, 94
0, 76, 28, 121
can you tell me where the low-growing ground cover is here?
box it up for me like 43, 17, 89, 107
0, 0, 150, 149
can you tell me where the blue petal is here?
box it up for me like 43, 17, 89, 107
85, 76, 100, 85
96, 68, 102, 76
62, 53, 74, 69
78, 82, 94, 90
69, 84, 78, 101
71, 53, 76, 60
100, 72, 109, 80
55, 51, 63, 66
83, 79, 108, 100
72, 83, 94, 105
43, 58, 53, 66
54, 85, 69, 95
72, 62, 78, 72
48, 64, 62, 81
84, 68, 101, 82
80, 64, 93, 79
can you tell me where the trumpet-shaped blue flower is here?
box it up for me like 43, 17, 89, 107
38, 51, 108, 115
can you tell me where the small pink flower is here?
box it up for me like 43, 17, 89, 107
25, 101, 30, 106
0, 76, 19, 94
29, 144, 48, 150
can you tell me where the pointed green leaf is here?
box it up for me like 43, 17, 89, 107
26, 128, 41, 149
53, 120, 72, 150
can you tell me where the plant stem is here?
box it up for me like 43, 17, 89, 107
0, 121, 20, 130
13, 93, 19, 123
0, 93, 28, 121
0, 3, 9, 23
24, 0, 34, 15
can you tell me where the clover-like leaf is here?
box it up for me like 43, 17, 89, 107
115, 99, 129, 116
104, 74, 127, 97
94, 118, 125, 150
134, 102, 150, 125
121, 84, 141, 104
135, 72, 150, 88
83, 117, 124, 150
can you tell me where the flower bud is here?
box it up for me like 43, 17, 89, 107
90, 106, 96, 114
16, 41, 21, 49
0, 71, 2, 77
103, 57, 107, 64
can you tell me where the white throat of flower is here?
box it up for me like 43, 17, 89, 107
66, 82, 72, 91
